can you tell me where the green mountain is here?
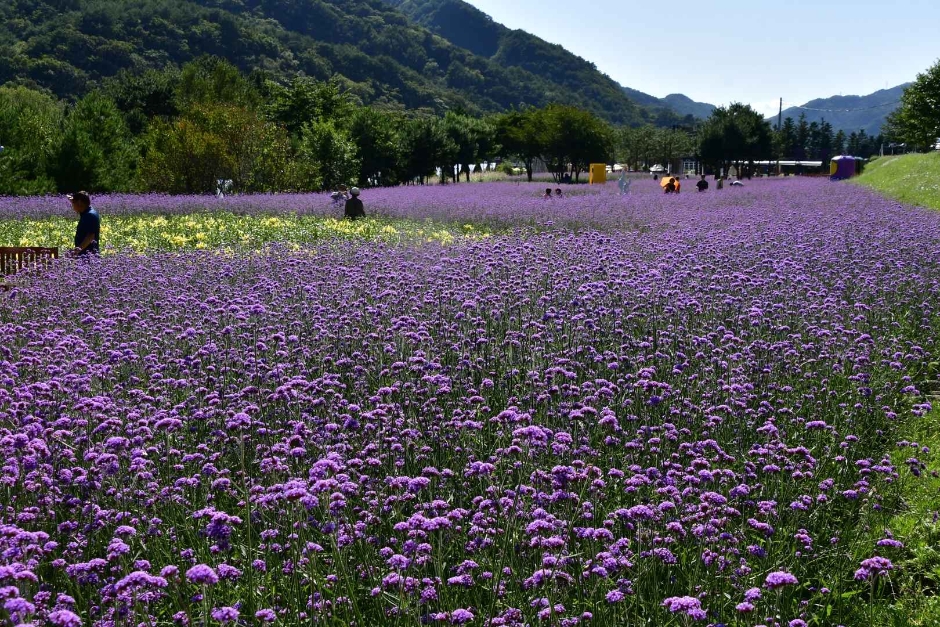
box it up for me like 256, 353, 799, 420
0, 0, 676, 125
775, 84, 909, 135
662, 94, 715, 120
386, 0, 713, 122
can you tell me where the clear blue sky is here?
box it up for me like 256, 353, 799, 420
465, 0, 940, 117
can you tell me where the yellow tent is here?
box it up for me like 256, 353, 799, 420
589, 163, 607, 184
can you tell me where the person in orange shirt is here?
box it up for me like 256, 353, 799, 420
674, 177, 681, 194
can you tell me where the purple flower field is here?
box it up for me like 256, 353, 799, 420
0, 178, 937, 625
0, 178, 795, 231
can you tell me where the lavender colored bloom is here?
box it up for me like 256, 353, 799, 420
47, 610, 82, 627
186, 565, 219, 585
662, 596, 702, 613
765, 571, 799, 589
210, 607, 239, 623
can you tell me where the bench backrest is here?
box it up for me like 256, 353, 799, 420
0, 247, 59, 276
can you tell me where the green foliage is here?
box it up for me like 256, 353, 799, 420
401, 116, 445, 183
137, 103, 294, 193
0, 86, 62, 195
177, 56, 261, 111
495, 108, 544, 182
297, 120, 360, 191
102, 68, 180, 134
774, 115, 844, 161
51, 91, 137, 192
887, 60, 940, 150
539, 104, 611, 182
347, 107, 404, 187
137, 118, 234, 194
617, 125, 696, 171
1, 51, 641, 195
854, 153, 940, 210
699, 103, 773, 172
266, 77, 355, 138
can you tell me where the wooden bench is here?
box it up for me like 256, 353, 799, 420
0, 247, 59, 291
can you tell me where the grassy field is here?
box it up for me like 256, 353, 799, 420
854, 152, 940, 209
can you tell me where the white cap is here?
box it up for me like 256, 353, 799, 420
350, 187, 360, 196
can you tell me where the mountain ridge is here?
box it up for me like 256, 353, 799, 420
0, 0, 682, 126
385, 0, 713, 122
772, 84, 908, 135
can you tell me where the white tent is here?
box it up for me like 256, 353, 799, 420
649, 164, 666, 173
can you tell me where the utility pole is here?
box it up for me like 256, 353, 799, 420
776, 98, 783, 176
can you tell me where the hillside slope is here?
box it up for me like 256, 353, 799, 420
854, 153, 940, 210
776, 84, 909, 135
0, 0, 658, 125
385, 0, 699, 123
662, 94, 715, 120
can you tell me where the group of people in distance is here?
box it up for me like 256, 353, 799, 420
663, 174, 744, 194
543, 188, 564, 199
330, 185, 365, 219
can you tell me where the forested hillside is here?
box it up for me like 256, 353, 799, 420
0, 0, 670, 125
388, 0, 707, 123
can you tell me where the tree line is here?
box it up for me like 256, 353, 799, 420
884, 59, 940, 151
5, 55, 930, 196
0, 56, 630, 195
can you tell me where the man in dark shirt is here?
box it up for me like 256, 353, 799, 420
344, 187, 365, 219
69, 191, 100, 255
696, 175, 709, 192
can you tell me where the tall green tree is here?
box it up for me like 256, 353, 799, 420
267, 77, 354, 138
540, 104, 610, 182
699, 103, 772, 175
137, 119, 233, 194
297, 120, 360, 191
495, 108, 543, 182
138, 104, 294, 193
52, 92, 136, 192
795, 113, 810, 161
103, 68, 180, 135
0, 86, 62, 195
889, 59, 940, 149
776, 117, 797, 160
833, 129, 847, 155
347, 107, 402, 187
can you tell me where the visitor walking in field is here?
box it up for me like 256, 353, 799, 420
696, 175, 709, 192
344, 187, 365, 219
618, 171, 631, 195
69, 191, 100, 256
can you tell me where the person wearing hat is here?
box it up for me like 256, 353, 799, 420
344, 187, 365, 219
68, 191, 100, 255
